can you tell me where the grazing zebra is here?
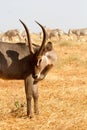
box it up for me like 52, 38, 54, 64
68, 28, 87, 40
0, 29, 22, 42
40, 26, 64, 40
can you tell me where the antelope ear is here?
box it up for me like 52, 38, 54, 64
45, 41, 53, 52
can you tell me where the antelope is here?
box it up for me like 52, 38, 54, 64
0, 20, 57, 118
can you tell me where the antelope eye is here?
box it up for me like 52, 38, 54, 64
37, 59, 42, 66
39, 59, 42, 63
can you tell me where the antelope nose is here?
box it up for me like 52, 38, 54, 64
33, 74, 38, 79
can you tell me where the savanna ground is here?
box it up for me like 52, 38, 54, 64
0, 34, 87, 130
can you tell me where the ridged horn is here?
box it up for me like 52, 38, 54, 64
35, 21, 47, 56
19, 19, 33, 54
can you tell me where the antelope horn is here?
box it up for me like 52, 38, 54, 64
35, 21, 47, 56
19, 19, 34, 54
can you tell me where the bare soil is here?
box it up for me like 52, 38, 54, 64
0, 37, 87, 130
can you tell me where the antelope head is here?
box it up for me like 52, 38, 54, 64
19, 20, 47, 79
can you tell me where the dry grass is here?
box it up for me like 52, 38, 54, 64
0, 37, 87, 130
